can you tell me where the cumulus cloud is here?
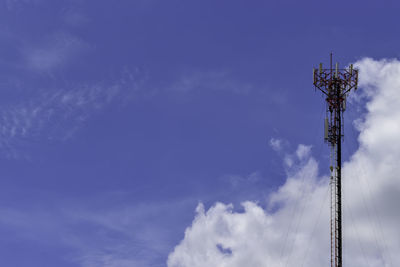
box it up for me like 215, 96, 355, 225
168, 146, 328, 267
269, 138, 283, 152
167, 58, 400, 267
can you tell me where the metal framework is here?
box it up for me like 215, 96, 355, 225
313, 54, 358, 267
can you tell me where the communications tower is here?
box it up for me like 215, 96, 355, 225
313, 54, 358, 267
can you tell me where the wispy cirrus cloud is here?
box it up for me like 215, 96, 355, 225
0, 68, 144, 158
22, 32, 87, 73
62, 8, 89, 27
3, 0, 41, 10
168, 70, 255, 95
220, 171, 261, 189
0, 197, 194, 267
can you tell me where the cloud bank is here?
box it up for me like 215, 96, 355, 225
167, 58, 400, 267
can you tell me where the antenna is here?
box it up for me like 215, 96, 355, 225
313, 54, 358, 267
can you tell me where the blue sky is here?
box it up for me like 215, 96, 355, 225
1, 1, 400, 266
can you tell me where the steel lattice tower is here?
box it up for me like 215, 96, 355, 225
313, 54, 358, 267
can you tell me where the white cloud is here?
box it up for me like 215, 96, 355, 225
269, 138, 282, 152
168, 151, 328, 267
295, 144, 311, 161
167, 58, 400, 267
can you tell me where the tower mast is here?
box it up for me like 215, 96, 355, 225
313, 54, 358, 267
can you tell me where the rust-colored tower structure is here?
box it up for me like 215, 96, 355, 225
313, 54, 358, 267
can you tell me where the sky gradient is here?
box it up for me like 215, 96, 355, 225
1, 1, 400, 266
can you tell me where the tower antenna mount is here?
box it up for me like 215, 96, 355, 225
313, 54, 358, 267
